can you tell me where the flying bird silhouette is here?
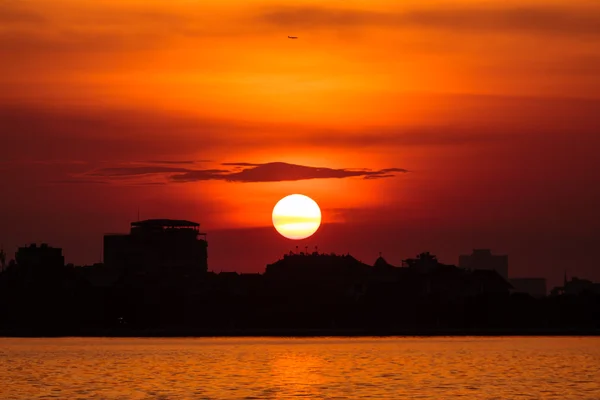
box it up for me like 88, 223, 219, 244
288, 36, 298, 39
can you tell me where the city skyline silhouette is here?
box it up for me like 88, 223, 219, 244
1, 218, 598, 336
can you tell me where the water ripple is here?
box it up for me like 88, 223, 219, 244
0, 337, 599, 399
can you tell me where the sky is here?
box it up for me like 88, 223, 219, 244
1, 0, 600, 287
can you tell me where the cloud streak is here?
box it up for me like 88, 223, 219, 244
257, 5, 600, 36
87, 166, 193, 177
84, 162, 408, 184
2, 2, 599, 58
144, 160, 207, 165
0, 102, 525, 164
0, 3, 46, 25
50, 179, 110, 185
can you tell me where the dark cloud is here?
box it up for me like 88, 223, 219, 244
0, 102, 510, 165
85, 162, 408, 183
257, 5, 600, 36
364, 174, 396, 180
221, 162, 262, 167
130, 182, 168, 186
144, 160, 207, 165
172, 162, 408, 183
0, 104, 253, 162
50, 179, 110, 185
0, 160, 88, 166
2, 96, 599, 169
87, 166, 194, 177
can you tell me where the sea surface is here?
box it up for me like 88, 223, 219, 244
1, 337, 599, 399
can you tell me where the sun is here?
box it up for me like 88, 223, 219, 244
272, 194, 322, 240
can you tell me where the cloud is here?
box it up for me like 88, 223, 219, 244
221, 162, 262, 167
363, 174, 396, 180
130, 182, 168, 186
317, 128, 510, 148
0, 3, 46, 25
0, 2, 255, 55
144, 160, 208, 165
85, 162, 408, 183
86, 166, 194, 177
173, 162, 408, 183
0, 160, 88, 166
0, 104, 255, 162
3, 96, 598, 172
2, 2, 599, 60
50, 179, 110, 185
257, 5, 600, 36
0, 102, 512, 165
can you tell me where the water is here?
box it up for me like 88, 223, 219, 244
1, 337, 599, 399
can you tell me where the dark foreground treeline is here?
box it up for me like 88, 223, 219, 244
0, 266, 598, 337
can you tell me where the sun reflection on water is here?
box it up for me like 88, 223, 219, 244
0, 337, 599, 399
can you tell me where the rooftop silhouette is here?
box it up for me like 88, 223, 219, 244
0, 219, 598, 336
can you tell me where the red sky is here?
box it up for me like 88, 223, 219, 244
2, 0, 600, 287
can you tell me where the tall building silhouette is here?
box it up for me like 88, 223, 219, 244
16, 243, 65, 271
459, 249, 508, 281
12, 243, 66, 286
103, 219, 208, 278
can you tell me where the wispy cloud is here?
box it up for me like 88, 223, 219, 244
2, 2, 598, 59
51, 179, 110, 185
84, 161, 408, 184
0, 104, 254, 162
3, 97, 598, 174
257, 5, 600, 36
0, 102, 520, 164
0, 3, 46, 25
0, 160, 89, 166
86, 166, 194, 177
144, 160, 208, 165
316, 128, 510, 148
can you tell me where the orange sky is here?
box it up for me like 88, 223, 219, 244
1, 0, 600, 286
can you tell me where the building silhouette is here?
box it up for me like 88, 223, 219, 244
402, 251, 442, 273
266, 251, 371, 279
265, 252, 371, 299
16, 243, 65, 272
263, 250, 513, 302
103, 219, 208, 280
373, 254, 396, 271
551, 275, 600, 296
459, 249, 508, 281
399, 252, 512, 297
510, 278, 547, 298
1, 217, 599, 334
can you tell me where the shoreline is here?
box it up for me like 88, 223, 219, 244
2, 327, 599, 338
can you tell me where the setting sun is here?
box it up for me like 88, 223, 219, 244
272, 194, 322, 240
